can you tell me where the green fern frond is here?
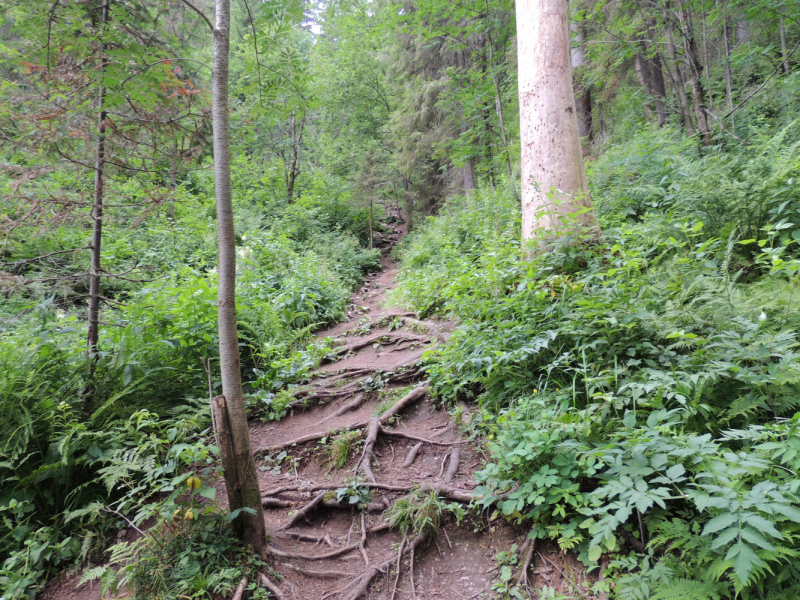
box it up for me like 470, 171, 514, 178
650, 578, 722, 600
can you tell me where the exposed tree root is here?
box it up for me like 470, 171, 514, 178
262, 497, 291, 508
358, 513, 369, 567
257, 573, 287, 600
356, 418, 380, 482
316, 392, 366, 426
267, 386, 427, 451
266, 543, 358, 560
383, 429, 469, 446
517, 536, 536, 589
332, 333, 429, 357
401, 442, 423, 467
280, 563, 355, 578
232, 576, 248, 600
321, 499, 387, 512
282, 491, 327, 529
444, 447, 460, 483
344, 534, 427, 600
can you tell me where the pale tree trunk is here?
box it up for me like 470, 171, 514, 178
650, 52, 669, 127
570, 18, 593, 141
85, 0, 109, 411
212, 0, 266, 554
517, 0, 596, 239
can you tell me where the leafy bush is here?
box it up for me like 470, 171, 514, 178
393, 174, 800, 596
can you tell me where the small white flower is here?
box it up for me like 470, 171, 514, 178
759, 311, 767, 321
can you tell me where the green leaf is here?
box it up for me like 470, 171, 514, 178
702, 513, 738, 535
197, 485, 216, 501
725, 541, 762, 584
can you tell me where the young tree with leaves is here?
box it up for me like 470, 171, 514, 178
211, 0, 267, 553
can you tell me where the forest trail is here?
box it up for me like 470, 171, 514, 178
246, 220, 516, 600
245, 219, 592, 600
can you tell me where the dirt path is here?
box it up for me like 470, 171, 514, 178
244, 221, 586, 600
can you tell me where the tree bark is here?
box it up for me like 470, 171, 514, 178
86, 0, 109, 411
212, 0, 266, 554
168, 139, 177, 220
723, 10, 735, 126
516, 0, 596, 239
650, 52, 669, 127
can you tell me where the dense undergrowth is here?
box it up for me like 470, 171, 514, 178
392, 118, 800, 599
0, 161, 380, 598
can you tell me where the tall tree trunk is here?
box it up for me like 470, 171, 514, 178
664, 15, 696, 137
212, 0, 266, 554
677, 1, 711, 145
86, 0, 109, 411
516, 0, 596, 239
286, 112, 305, 203
570, 18, 593, 142
650, 52, 669, 127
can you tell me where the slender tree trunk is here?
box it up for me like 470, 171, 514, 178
168, 139, 177, 220
570, 18, 593, 142
212, 0, 266, 554
484, 21, 519, 200
286, 112, 305, 203
664, 15, 696, 137
650, 52, 668, 127
86, 0, 109, 410
634, 50, 656, 123
678, 2, 711, 144
723, 10, 735, 127
402, 174, 413, 230
516, 0, 596, 239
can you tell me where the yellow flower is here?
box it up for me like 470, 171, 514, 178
186, 477, 201, 490
551, 290, 556, 299
184, 509, 194, 521
534, 389, 538, 394
488, 434, 494, 440
172, 509, 182, 522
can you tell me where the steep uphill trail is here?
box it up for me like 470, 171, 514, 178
245, 220, 597, 600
